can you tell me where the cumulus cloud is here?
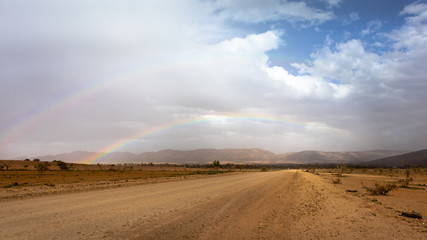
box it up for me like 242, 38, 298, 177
282, 5, 427, 150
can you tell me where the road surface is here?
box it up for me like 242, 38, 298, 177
1, 170, 425, 239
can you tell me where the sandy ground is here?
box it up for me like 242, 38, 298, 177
0, 170, 426, 239
0, 173, 232, 200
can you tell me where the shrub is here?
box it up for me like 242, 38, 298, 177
364, 183, 397, 195
36, 162, 50, 175
332, 178, 342, 184
260, 167, 268, 172
4, 182, 19, 188
375, 168, 384, 175
0, 163, 9, 171
55, 160, 69, 171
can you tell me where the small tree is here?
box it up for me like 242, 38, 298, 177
336, 164, 345, 177
399, 169, 413, 188
33, 158, 40, 162
56, 160, 69, 171
237, 164, 243, 172
36, 162, 50, 175
212, 160, 221, 168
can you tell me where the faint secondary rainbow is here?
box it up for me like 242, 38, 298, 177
83, 114, 303, 164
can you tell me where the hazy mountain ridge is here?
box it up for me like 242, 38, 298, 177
138, 148, 276, 164
33, 148, 413, 165
366, 149, 427, 167
275, 150, 408, 164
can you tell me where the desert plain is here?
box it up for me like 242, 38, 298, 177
0, 161, 426, 239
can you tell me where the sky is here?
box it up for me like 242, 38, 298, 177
1, 0, 427, 160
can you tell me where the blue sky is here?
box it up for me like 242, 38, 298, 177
1, 0, 427, 159
259, 0, 410, 66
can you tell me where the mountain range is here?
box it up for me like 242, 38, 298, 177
366, 149, 427, 167
31, 148, 427, 166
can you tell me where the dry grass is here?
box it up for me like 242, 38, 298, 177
0, 169, 229, 188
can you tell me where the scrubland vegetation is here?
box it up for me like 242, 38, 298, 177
304, 165, 427, 223
0, 159, 266, 190
1, 159, 426, 190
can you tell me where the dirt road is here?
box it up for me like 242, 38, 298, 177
1, 170, 425, 239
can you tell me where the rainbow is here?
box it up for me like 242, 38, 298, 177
82, 114, 303, 164
0, 72, 120, 153
0, 62, 176, 156
0, 52, 233, 156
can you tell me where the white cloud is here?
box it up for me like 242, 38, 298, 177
214, 0, 334, 24
343, 12, 359, 25
293, 40, 385, 87
400, 2, 427, 15
322, 0, 342, 7
264, 65, 351, 99
214, 31, 280, 55
391, 4, 427, 51
361, 20, 382, 35
278, 4, 427, 151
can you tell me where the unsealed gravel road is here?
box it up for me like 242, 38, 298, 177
1, 170, 425, 239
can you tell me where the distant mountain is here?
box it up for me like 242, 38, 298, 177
138, 148, 276, 164
36, 148, 408, 165
366, 149, 427, 167
275, 150, 407, 164
39, 151, 94, 162
38, 151, 139, 163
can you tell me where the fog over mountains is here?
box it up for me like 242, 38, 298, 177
32, 148, 423, 166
